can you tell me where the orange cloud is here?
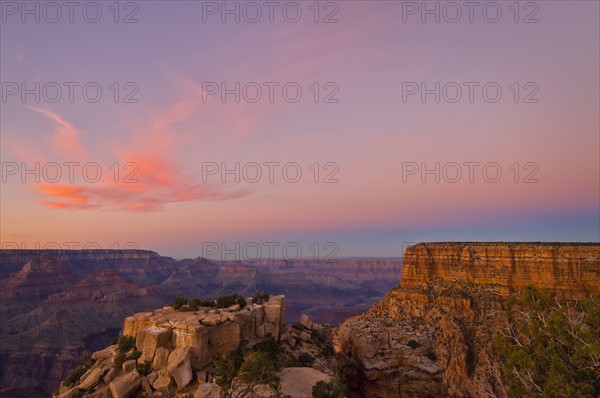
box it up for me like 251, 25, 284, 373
27, 98, 250, 211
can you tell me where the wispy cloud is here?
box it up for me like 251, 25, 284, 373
30, 106, 88, 158
25, 93, 251, 211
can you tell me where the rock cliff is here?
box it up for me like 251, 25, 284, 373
54, 295, 285, 398
401, 243, 600, 298
334, 243, 600, 398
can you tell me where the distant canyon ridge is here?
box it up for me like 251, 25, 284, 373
0, 250, 402, 397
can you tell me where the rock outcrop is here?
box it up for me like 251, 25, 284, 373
54, 296, 285, 397
335, 242, 600, 398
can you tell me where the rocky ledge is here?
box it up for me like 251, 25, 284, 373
55, 295, 285, 398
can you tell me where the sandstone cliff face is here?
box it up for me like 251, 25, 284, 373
335, 243, 600, 398
401, 243, 600, 299
54, 296, 285, 398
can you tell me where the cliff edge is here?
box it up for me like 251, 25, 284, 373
334, 242, 600, 398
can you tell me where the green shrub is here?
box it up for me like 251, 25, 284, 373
215, 294, 247, 309
312, 378, 348, 398
494, 286, 600, 397
252, 333, 280, 361
137, 361, 152, 375
238, 352, 278, 385
253, 291, 270, 305
298, 352, 315, 366
407, 340, 420, 349
279, 352, 301, 368
189, 297, 201, 311
320, 344, 334, 358
214, 341, 246, 388
117, 336, 135, 353
311, 329, 328, 344
113, 351, 126, 369
171, 296, 188, 310
128, 349, 142, 360
64, 366, 86, 387
200, 299, 215, 307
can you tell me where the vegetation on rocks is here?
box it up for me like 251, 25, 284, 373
253, 291, 271, 305
170, 294, 247, 311
213, 334, 288, 396
311, 378, 348, 398
493, 286, 600, 398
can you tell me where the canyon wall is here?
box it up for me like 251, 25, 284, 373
401, 243, 600, 298
335, 243, 600, 398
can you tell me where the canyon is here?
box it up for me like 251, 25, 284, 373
4, 243, 599, 397
0, 250, 402, 397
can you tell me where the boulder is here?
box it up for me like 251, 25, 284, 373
152, 370, 173, 391
122, 359, 137, 372
195, 382, 222, 398
152, 346, 171, 370
140, 326, 172, 361
279, 367, 331, 398
78, 366, 104, 390
140, 375, 153, 395
298, 314, 314, 330
167, 348, 193, 388
59, 386, 80, 398
104, 368, 117, 383
91, 346, 115, 361
263, 296, 285, 324
109, 371, 141, 398
147, 371, 158, 385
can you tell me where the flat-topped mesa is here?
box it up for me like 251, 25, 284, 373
122, 295, 285, 370
400, 242, 600, 298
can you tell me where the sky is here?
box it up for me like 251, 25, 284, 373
1, 0, 599, 259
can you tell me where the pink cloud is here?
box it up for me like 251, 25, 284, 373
30, 106, 88, 158
24, 97, 252, 211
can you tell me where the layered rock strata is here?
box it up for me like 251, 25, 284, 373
335, 243, 600, 397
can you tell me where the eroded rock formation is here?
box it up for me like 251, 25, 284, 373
334, 243, 600, 398
54, 296, 285, 398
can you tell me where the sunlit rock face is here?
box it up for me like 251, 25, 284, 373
54, 296, 285, 398
335, 243, 600, 398
122, 295, 286, 370
400, 243, 600, 299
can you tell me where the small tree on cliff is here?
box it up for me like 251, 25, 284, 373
216, 294, 247, 309
171, 296, 188, 310
494, 286, 600, 398
237, 351, 280, 395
